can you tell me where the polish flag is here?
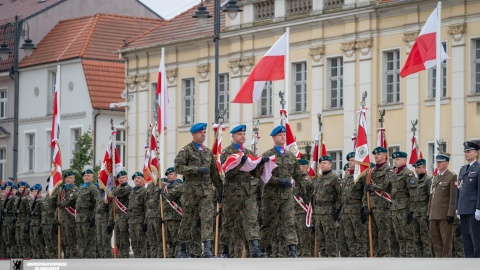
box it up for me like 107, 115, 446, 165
354, 109, 371, 183
157, 48, 169, 133
400, 7, 447, 78
408, 135, 423, 166
308, 135, 327, 177
50, 65, 61, 148
212, 124, 225, 178
222, 153, 277, 183
98, 131, 122, 198
376, 128, 388, 149
232, 32, 287, 103
49, 141, 63, 196
143, 124, 159, 185
280, 109, 301, 159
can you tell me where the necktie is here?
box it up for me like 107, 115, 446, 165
467, 164, 471, 170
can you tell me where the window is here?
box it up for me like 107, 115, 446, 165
428, 142, 447, 174
46, 131, 53, 168
47, 71, 56, 115
293, 62, 307, 112
473, 39, 480, 93
0, 89, 6, 119
219, 73, 229, 121
26, 133, 35, 171
71, 128, 81, 157
383, 50, 400, 104
0, 147, 6, 181
388, 146, 400, 167
328, 151, 343, 175
151, 83, 158, 122
259, 81, 273, 116
430, 42, 447, 98
182, 78, 195, 125
116, 129, 126, 168
328, 57, 343, 109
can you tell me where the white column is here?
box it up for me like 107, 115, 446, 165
309, 47, 324, 139
243, 2, 254, 27
341, 41, 357, 155
166, 69, 178, 167
228, 59, 242, 129
405, 72, 420, 151
197, 64, 210, 145
357, 39, 373, 153
312, 0, 324, 14
274, 0, 286, 22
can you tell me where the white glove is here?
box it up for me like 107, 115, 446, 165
475, 209, 480, 221
456, 210, 460, 219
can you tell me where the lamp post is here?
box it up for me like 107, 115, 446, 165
304, 142, 312, 161
193, 0, 242, 123
0, 16, 36, 181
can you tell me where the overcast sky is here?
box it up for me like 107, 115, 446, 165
140, 0, 199, 19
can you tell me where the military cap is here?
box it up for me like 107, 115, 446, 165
343, 164, 349, 171
165, 167, 175, 176
82, 169, 93, 176
270, 125, 286, 136
117, 170, 128, 178
372, 147, 387, 155
0, 186, 4, 190
63, 170, 75, 178
346, 152, 355, 161
298, 159, 309, 165
17, 181, 27, 187
319, 155, 332, 162
413, 159, 426, 167
435, 152, 450, 162
132, 172, 144, 180
31, 184, 42, 191
26, 183, 30, 188
463, 141, 480, 152
162, 177, 168, 183
230, 124, 246, 134
190, 122, 207, 133
5, 182, 13, 187
392, 151, 407, 159
12, 185, 18, 190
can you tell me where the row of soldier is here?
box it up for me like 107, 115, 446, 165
1, 122, 479, 258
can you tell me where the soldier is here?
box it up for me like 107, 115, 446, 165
161, 168, 183, 258
342, 152, 367, 257
294, 159, 313, 257
219, 124, 267, 258
452, 217, 464, 257
13, 181, 30, 258
0, 185, 5, 259
456, 141, 480, 257
41, 181, 58, 259
363, 147, 393, 257
428, 152, 456, 257
174, 122, 222, 258
75, 169, 98, 258
28, 184, 45, 259
145, 175, 163, 258
112, 170, 131, 258
1, 182, 14, 258
128, 172, 148, 258
95, 183, 113, 258
258, 125, 304, 257
410, 159, 432, 257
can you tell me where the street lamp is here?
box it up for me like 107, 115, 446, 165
303, 142, 312, 161
0, 16, 36, 181
193, 0, 242, 123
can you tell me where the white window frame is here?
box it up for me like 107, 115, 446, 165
70, 127, 82, 160
0, 146, 6, 181
257, 81, 273, 116
382, 49, 401, 104
471, 38, 480, 94
181, 78, 195, 125
327, 57, 343, 109
116, 128, 126, 168
388, 145, 400, 167
46, 130, 53, 171
292, 61, 307, 113
428, 42, 448, 99
26, 132, 36, 172
0, 88, 7, 119
47, 70, 56, 115
327, 150, 343, 175
218, 73, 229, 121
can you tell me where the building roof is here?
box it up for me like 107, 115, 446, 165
124, 1, 224, 50
0, 0, 65, 22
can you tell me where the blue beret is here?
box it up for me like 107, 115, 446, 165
64, 170, 75, 178
436, 152, 450, 162
190, 122, 207, 133
270, 125, 286, 136
463, 141, 480, 151
0, 186, 4, 190
230, 124, 246, 134
165, 167, 175, 176
298, 159, 309, 165
12, 185, 18, 190
392, 151, 407, 159
132, 172, 144, 180
372, 147, 387, 155
117, 170, 128, 178
18, 182, 27, 187
31, 184, 42, 191
82, 169, 93, 176
5, 182, 13, 187
319, 156, 332, 162
346, 152, 355, 161
413, 159, 426, 167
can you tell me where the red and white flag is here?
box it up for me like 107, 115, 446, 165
280, 109, 301, 159
49, 65, 62, 195
354, 109, 371, 183
222, 153, 277, 183
212, 124, 225, 178
232, 32, 287, 103
98, 131, 122, 199
308, 135, 327, 177
408, 135, 423, 166
49, 141, 63, 196
143, 124, 159, 185
157, 48, 169, 133
376, 128, 388, 149
400, 6, 447, 78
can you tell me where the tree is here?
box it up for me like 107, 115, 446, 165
69, 128, 99, 186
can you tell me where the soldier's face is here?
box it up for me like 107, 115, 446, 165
32, 190, 38, 197
436, 161, 448, 171
118, 175, 128, 184
320, 161, 332, 172
272, 133, 286, 146
133, 176, 144, 186
232, 132, 246, 145
83, 173, 93, 183
374, 153, 386, 163
64, 175, 75, 185
464, 149, 477, 162
393, 157, 406, 167
349, 158, 355, 169
167, 172, 177, 182
18, 186, 25, 193
415, 165, 426, 175
299, 164, 309, 174
5, 187, 11, 193
192, 130, 206, 144
12, 189, 17, 195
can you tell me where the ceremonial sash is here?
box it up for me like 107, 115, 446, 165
61, 190, 76, 217
293, 195, 312, 227
368, 168, 392, 202
166, 199, 183, 216
115, 197, 128, 215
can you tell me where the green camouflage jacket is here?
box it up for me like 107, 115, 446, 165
162, 180, 183, 221
308, 170, 342, 214
75, 183, 99, 222
128, 186, 147, 224
112, 184, 132, 220
391, 165, 416, 211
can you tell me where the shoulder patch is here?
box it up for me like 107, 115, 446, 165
408, 173, 413, 177
180, 148, 185, 152
409, 178, 416, 185
387, 172, 394, 181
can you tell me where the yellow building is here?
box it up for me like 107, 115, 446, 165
118, 0, 480, 175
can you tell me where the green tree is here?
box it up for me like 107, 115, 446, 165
69, 129, 99, 186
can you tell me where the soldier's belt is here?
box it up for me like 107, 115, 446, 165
76, 208, 94, 214
347, 199, 362, 204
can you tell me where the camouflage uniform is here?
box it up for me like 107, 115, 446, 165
410, 173, 432, 257
75, 183, 98, 258
162, 180, 183, 258
2, 191, 15, 257
259, 147, 304, 256
40, 194, 58, 259
13, 192, 31, 258
145, 182, 163, 258
342, 169, 367, 257
363, 162, 393, 257
0, 193, 6, 258
452, 217, 464, 257
54, 184, 78, 258
28, 194, 45, 258
94, 192, 113, 258
219, 144, 263, 257
307, 170, 342, 257
128, 186, 148, 258
112, 183, 131, 258
174, 141, 222, 256
293, 174, 313, 257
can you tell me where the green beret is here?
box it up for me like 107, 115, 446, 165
392, 151, 407, 159
165, 167, 175, 176
132, 172, 144, 180
116, 170, 127, 178
63, 170, 75, 178
413, 159, 426, 167
372, 147, 387, 155
346, 152, 355, 161
319, 156, 332, 162
370, 162, 376, 168
436, 152, 451, 162
82, 169, 93, 176
298, 159, 309, 166
343, 164, 349, 171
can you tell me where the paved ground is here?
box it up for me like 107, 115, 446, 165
2, 258, 479, 270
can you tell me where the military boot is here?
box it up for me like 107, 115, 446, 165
250, 240, 267, 258
220, 244, 230, 258
287, 245, 297, 258
176, 243, 189, 258
202, 241, 215, 258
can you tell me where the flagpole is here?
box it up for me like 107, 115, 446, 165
284, 28, 290, 113
434, 1, 442, 156
159, 47, 166, 179
110, 119, 117, 259
156, 121, 167, 259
